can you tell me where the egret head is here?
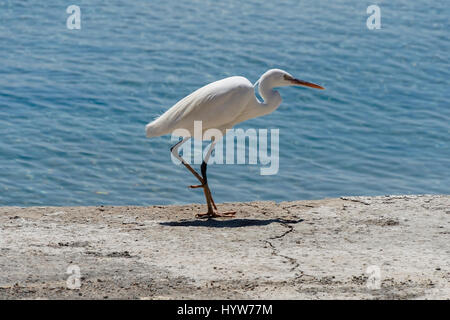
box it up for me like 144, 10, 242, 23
260, 69, 324, 90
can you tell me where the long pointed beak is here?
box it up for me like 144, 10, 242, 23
291, 78, 324, 90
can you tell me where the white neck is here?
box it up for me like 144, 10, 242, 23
255, 75, 282, 116
232, 73, 283, 125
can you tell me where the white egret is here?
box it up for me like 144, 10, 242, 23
145, 69, 324, 218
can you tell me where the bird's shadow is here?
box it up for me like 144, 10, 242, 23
159, 218, 303, 228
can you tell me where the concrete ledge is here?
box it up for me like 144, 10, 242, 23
0, 194, 449, 299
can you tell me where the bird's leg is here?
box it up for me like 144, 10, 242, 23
199, 161, 215, 214
171, 137, 203, 183
189, 159, 217, 210
194, 143, 236, 219
171, 138, 235, 218
195, 161, 235, 219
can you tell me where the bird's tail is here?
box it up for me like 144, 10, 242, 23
145, 120, 163, 138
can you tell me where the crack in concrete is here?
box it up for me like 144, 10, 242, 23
282, 204, 315, 209
264, 238, 301, 273
269, 221, 294, 240
262, 206, 302, 274
340, 197, 371, 205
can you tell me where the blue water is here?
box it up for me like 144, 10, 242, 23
0, 1, 449, 206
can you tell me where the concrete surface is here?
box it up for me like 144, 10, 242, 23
0, 194, 449, 299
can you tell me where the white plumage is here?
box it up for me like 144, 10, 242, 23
146, 69, 323, 139
145, 68, 324, 218
146, 76, 254, 138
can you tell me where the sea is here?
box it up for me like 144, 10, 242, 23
0, 0, 448, 206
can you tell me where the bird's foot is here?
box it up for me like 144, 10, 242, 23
195, 211, 236, 219
189, 184, 204, 189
